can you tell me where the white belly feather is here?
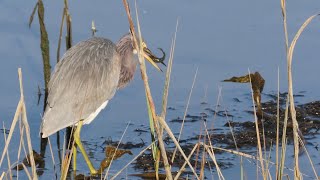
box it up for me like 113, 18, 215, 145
82, 100, 109, 125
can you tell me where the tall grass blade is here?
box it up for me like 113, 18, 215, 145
36, 0, 51, 109
276, 67, 280, 179
248, 69, 266, 179
279, 96, 289, 180
203, 123, 225, 180
172, 67, 198, 162
135, 5, 173, 178
2, 125, 12, 179
28, 2, 38, 28
146, 96, 160, 180
121, 0, 173, 178
174, 143, 199, 180
158, 116, 200, 180
19, 69, 38, 179
104, 121, 131, 178
160, 18, 179, 118
56, 7, 65, 63
287, 13, 319, 179
110, 142, 155, 180
0, 69, 37, 179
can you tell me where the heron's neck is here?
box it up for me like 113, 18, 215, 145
116, 34, 138, 89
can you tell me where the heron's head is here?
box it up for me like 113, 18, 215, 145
116, 33, 166, 88
129, 34, 166, 71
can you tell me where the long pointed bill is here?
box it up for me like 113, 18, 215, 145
143, 47, 162, 72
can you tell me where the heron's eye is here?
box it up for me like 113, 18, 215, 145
133, 49, 138, 54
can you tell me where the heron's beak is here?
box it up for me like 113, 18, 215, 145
143, 46, 166, 72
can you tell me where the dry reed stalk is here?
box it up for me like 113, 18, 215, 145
47, 137, 58, 178
279, 96, 289, 180
60, 145, 73, 179
56, 6, 66, 63
104, 121, 131, 179
278, 0, 288, 178
207, 85, 245, 178
214, 87, 244, 178
158, 116, 200, 180
160, 18, 178, 119
57, 0, 72, 61
156, 17, 178, 180
0, 172, 4, 180
203, 145, 225, 180
287, 14, 320, 179
159, 21, 178, 174
0, 69, 37, 179
16, 121, 27, 179
298, 133, 318, 178
211, 145, 312, 178
174, 143, 199, 180
280, 0, 289, 53
2, 126, 12, 180
248, 69, 266, 179
280, 0, 320, 179
192, 118, 203, 180
135, 7, 173, 180
276, 67, 280, 179
265, 142, 273, 179
21, 163, 32, 180
172, 67, 198, 163
203, 123, 224, 180
199, 143, 206, 180
121, 0, 173, 179
110, 142, 155, 180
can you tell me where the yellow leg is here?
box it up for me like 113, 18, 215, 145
74, 121, 98, 175
73, 144, 77, 176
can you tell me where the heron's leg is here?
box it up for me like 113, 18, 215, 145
73, 144, 77, 176
74, 120, 98, 175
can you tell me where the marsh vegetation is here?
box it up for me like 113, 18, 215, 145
1, 0, 320, 179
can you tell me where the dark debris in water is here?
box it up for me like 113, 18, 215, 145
299, 101, 320, 119
75, 174, 91, 180
61, 94, 320, 177
97, 146, 132, 174
170, 113, 207, 123
101, 138, 145, 149
210, 100, 320, 148
133, 147, 233, 173
204, 108, 234, 117
233, 98, 242, 102
264, 92, 305, 105
170, 110, 235, 124
168, 107, 176, 110
163, 98, 320, 158
130, 172, 184, 180
13, 150, 44, 172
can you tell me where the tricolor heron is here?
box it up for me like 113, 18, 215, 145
40, 33, 165, 174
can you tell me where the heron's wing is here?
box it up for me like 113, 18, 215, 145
41, 37, 121, 137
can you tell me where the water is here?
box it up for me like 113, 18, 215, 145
1, 0, 320, 179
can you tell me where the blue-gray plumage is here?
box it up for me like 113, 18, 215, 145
41, 33, 165, 138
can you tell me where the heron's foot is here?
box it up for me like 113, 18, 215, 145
89, 169, 99, 176
74, 121, 99, 175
